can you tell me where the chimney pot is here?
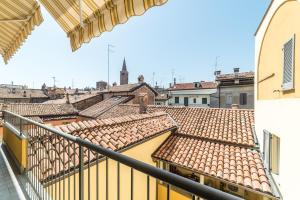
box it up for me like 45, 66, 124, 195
66, 93, 70, 104
234, 68, 240, 73
139, 93, 148, 114
138, 75, 144, 84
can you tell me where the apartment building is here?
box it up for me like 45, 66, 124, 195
255, 0, 300, 199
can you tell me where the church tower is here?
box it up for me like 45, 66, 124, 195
120, 58, 129, 85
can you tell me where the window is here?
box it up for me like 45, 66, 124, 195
202, 98, 207, 104
239, 93, 247, 105
193, 98, 196, 103
174, 97, 179, 104
282, 35, 295, 90
226, 94, 232, 105
263, 130, 280, 174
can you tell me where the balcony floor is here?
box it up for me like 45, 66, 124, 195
0, 145, 22, 200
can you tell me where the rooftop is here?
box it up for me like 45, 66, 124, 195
1, 103, 78, 117
216, 72, 254, 81
79, 96, 132, 118
98, 105, 255, 147
169, 82, 217, 91
44, 91, 100, 104
153, 134, 271, 194
0, 88, 48, 99
28, 112, 177, 181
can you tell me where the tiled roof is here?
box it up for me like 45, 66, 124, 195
27, 116, 43, 123
79, 96, 131, 118
153, 135, 272, 194
44, 92, 100, 104
155, 93, 170, 101
27, 112, 177, 181
98, 105, 255, 147
169, 82, 217, 90
0, 88, 48, 99
2, 103, 78, 117
98, 104, 140, 119
148, 106, 255, 147
216, 72, 254, 81
100, 82, 158, 95
104, 83, 140, 92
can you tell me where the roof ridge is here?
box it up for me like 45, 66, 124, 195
148, 105, 254, 112
57, 111, 169, 134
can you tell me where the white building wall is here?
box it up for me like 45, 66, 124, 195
256, 99, 300, 200
168, 89, 216, 107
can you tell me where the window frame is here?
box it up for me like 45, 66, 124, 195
193, 98, 196, 104
239, 93, 247, 105
282, 35, 295, 91
202, 97, 208, 104
263, 130, 280, 175
174, 97, 179, 104
225, 94, 233, 105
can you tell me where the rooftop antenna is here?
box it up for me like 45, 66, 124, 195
171, 68, 175, 84
152, 72, 155, 87
107, 44, 115, 90
52, 76, 56, 88
214, 56, 220, 73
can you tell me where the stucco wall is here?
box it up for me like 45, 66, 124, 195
73, 94, 103, 111
256, 99, 300, 200
255, 1, 300, 199
257, 0, 300, 99
219, 85, 254, 109
46, 131, 171, 200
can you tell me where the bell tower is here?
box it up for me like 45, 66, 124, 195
120, 58, 129, 85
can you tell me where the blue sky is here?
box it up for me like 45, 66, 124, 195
0, 0, 270, 89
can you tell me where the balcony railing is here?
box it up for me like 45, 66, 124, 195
3, 110, 242, 200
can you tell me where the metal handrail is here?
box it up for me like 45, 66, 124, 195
3, 110, 242, 200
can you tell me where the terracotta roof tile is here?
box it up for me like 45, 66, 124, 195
216, 72, 254, 81
28, 112, 177, 182
153, 135, 272, 194
168, 82, 217, 90
2, 103, 78, 117
79, 96, 131, 118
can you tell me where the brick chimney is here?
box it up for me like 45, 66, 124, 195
139, 93, 148, 114
138, 75, 144, 84
66, 93, 70, 104
231, 104, 239, 109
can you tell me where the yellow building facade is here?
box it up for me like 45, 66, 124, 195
255, 0, 300, 199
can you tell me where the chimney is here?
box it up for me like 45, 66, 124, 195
173, 78, 176, 85
23, 91, 27, 97
233, 67, 240, 73
112, 82, 117, 87
138, 75, 144, 84
139, 93, 148, 114
231, 104, 239, 109
66, 93, 70, 104
214, 70, 221, 76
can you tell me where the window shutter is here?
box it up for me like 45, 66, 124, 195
263, 130, 271, 170
271, 135, 280, 175
282, 36, 295, 90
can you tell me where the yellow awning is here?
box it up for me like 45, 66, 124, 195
39, 0, 168, 51
0, 0, 43, 64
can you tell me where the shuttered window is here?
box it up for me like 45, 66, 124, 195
239, 93, 247, 105
263, 130, 271, 170
175, 97, 179, 104
263, 130, 280, 174
271, 135, 280, 175
282, 36, 295, 90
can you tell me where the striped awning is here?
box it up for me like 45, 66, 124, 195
0, 0, 43, 64
39, 0, 168, 51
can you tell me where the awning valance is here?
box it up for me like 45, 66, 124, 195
0, 0, 43, 64
39, 0, 168, 51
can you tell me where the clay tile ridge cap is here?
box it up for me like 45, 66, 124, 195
55, 112, 172, 134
